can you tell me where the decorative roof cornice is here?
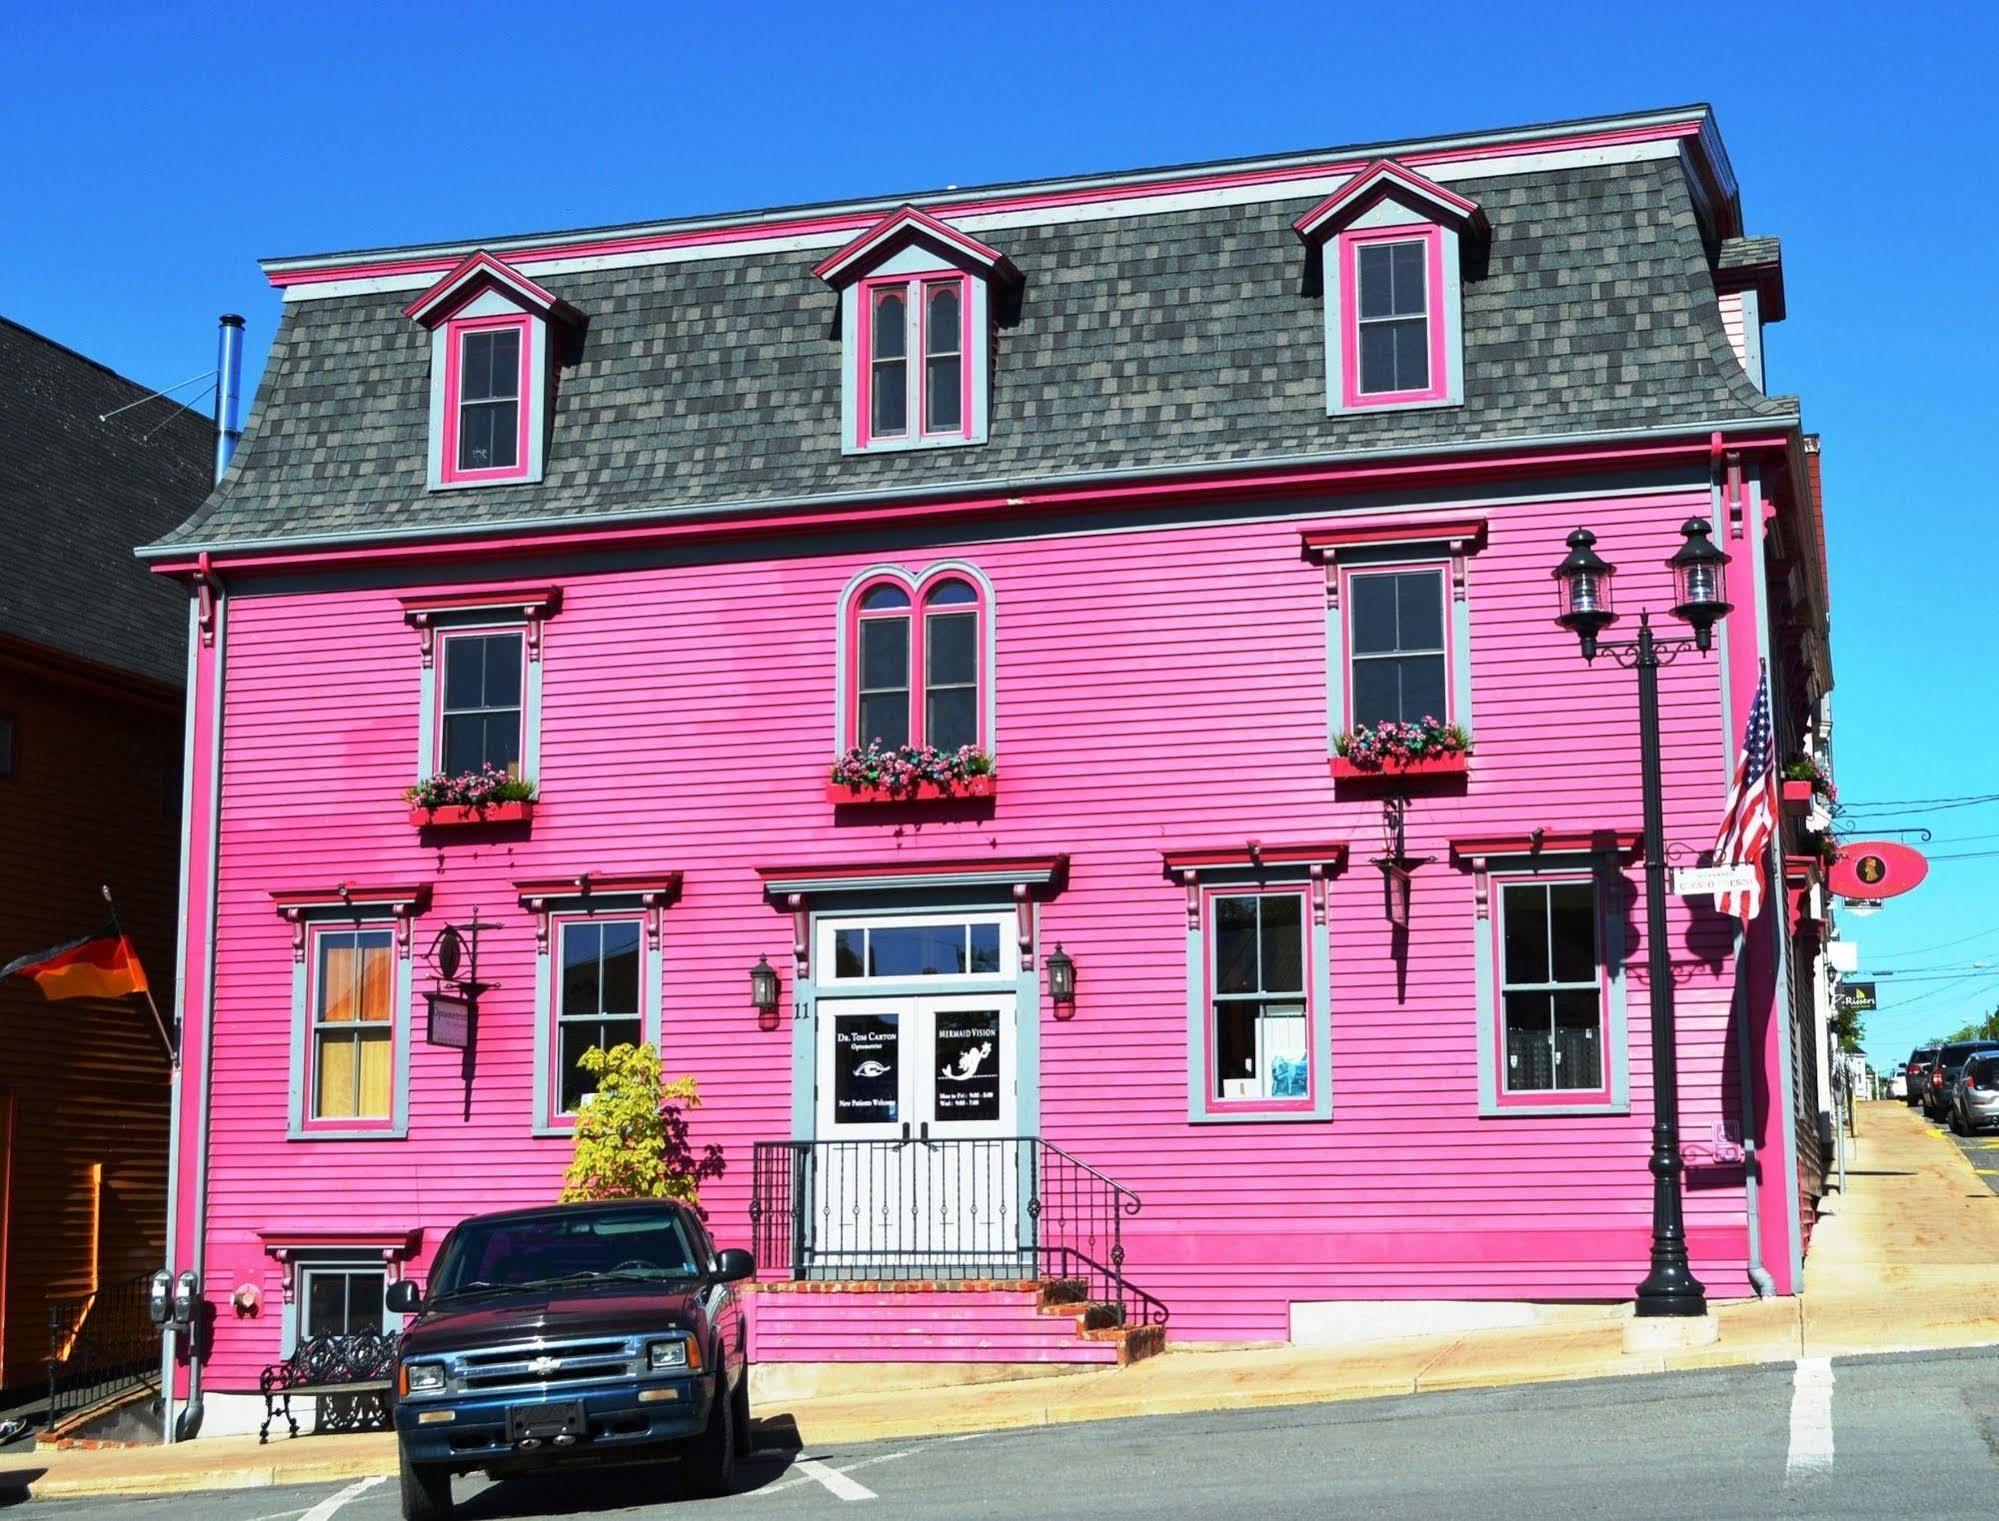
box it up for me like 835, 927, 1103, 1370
1293, 159, 1488, 246
403, 250, 584, 328
812, 205, 1021, 289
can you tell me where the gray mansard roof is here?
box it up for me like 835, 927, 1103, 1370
152, 134, 1798, 556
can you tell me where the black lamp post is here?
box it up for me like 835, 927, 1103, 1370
1552, 517, 1730, 1319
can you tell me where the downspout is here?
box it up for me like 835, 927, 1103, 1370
1714, 436, 1773, 1300
179, 320, 241, 1438
1733, 944, 1775, 1297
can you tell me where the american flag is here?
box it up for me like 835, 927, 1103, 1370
1713, 668, 1777, 922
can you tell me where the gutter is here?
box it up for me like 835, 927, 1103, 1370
139, 415, 1802, 572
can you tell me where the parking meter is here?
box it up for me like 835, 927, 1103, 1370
173, 1269, 200, 1327
148, 1268, 173, 1327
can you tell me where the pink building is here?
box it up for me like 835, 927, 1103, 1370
143, 104, 1834, 1435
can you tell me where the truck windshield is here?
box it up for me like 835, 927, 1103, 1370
428, 1208, 700, 1298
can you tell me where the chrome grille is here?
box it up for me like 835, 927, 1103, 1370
437, 1334, 648, 1398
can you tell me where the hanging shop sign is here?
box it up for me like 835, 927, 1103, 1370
1839, 980, 1877, 1012
1672, 864, 1758, 897
1826, 841, 1928, 902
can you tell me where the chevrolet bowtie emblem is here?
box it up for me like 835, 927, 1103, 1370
529, 1355, 560, 1377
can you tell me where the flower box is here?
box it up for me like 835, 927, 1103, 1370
827, 775, 998, 805
1780, 780, 1816, 816
1329, 753, 1469, 783
409, 801, 534, 828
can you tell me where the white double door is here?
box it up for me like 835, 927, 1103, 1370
811, 994, 1022, 1277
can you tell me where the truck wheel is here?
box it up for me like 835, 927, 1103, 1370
732, 1372, 751, 1453
398, 1440, 455, 1521
682, 1368, 737, 1498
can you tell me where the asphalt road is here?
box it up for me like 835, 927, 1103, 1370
1941, 1115, 1999, 1197
13, 1349, 1998, 1521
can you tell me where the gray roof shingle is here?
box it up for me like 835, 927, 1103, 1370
2, 319, 214, 685
154, 157, 1795, 556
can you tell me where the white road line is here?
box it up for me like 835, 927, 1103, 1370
297, 1474, 387, 1521
1786, 1356, 1836, 1478
793, 1456, 879, 1502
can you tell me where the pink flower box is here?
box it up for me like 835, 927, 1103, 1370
826, 775, 999, 805
409, 801, 534, 827
1780, 780, 1815, 815
1329, 753, 1469, 783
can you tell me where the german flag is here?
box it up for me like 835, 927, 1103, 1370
2, 924, 150, 1001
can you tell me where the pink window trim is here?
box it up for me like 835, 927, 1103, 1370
431, 625, 528, 778
854, 271, 974, 449
1338, 224, 1449, 409
842, 570, 987, 753
439, 312, 534, 485
545, 910, 647, 1128
300, 920, 398, 1135
1201, 884, 1317, 1117
1489, 872, 1616, 1109
1337, 559, 1456, 733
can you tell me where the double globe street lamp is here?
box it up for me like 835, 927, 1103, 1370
1552, 517, 1731, 1319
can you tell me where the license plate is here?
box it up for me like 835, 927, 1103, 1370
506, 1400, 586, 1441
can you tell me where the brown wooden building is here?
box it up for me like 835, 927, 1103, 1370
0, 317, 213, 1400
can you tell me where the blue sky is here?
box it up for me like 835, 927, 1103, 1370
7, 3, 1994, 1065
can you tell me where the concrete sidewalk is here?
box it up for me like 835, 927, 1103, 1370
9, 1102, 1994, 1502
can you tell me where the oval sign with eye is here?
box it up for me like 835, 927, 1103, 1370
1826, 840, 1928, 901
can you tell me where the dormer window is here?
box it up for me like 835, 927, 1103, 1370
815, 206, 1019, 455
405, 251, 582, 491
1295, 161, 1485, 416
454, 323, 524, 472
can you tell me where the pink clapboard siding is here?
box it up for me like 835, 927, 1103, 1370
192, 479, 1753, 1385
746, 1289, 1119, 1364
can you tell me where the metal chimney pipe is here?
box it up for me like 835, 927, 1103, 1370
213, 315, 245, 484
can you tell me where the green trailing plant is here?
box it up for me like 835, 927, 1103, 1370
1781, 756, 1836, 802
559, 1042, 724, 1208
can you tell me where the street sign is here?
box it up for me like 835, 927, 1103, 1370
1673, 865, 1757, 897
1827, 941, 1860, 973
1839, 980, 1877, 1012
1827, 841, 1928, 901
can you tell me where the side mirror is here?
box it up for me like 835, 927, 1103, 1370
712, 1248, 755, 1284
386, 1279, 423, 1315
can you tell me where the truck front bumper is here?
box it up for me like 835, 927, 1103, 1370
394, 1377, 712, 1471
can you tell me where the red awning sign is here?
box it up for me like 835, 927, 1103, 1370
1826, 840, 1928, 901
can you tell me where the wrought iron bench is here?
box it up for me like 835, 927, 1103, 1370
257, 1329, 399, 1442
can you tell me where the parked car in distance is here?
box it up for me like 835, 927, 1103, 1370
1888, 1063, 1906, 1100
1906, 1046, 1940, 1107
386, 1199, 754, 1521
1950, 1052, 1999, 1135
1922, 1041, 1999, 1121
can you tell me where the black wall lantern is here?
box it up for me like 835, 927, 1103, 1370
1044, 942, 1077, 1012
749, 954, 780, 1025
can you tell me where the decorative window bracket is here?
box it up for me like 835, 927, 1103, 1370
258, 1229, 424, 1301
1450, 830, 1643, 921
270, 883, 432, 961
1162, 842, 1349, 929
515, 872, 683, 953
401, 586, 563, 668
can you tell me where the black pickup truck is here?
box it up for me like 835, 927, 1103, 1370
385, 1199, 753, 1521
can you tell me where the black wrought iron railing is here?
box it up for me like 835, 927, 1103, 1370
750, 1137, 1167, 1328
47, 1271, 159, 1429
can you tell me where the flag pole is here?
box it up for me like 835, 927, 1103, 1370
102, 885, 178, 1068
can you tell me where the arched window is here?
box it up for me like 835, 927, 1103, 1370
855, 582, 912, 748
843, 569, 989, 753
